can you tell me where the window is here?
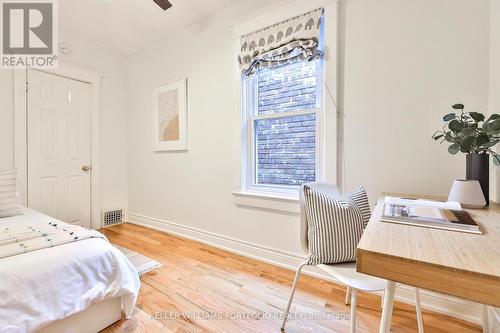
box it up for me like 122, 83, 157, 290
242, 59, 323, 196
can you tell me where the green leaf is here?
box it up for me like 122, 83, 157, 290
433, 134, 444, 140
490, 119, 500, 131
448, 119, 463, 132
486, 114, 500, 122
482, 140, 499, 149
483, 119, 500, 134
476, 133, 490, 146
483, 120, 500, 134
469, 112, 485, 122
461, 127, 476, 136
493, 153, 500, 166
452, 104, 465, 110
448, 143, 460, 155
462, 135, 475, 147
444, 132, 455, 143
443, 113, 455, 121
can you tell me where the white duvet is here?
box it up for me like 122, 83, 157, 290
0, 208, 141, 333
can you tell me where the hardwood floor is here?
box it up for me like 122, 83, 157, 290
100, 223, 481, 333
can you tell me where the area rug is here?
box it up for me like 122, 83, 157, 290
114, 245, 162, 276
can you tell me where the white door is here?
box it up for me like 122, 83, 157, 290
27, 69, 92, 228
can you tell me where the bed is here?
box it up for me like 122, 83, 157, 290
0, 207, 140, 333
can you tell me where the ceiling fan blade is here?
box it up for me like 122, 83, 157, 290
153, 0, 172, 10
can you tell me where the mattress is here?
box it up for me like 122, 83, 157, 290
0, 208, 140, 333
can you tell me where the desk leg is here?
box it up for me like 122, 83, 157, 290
379, 280, 396, 333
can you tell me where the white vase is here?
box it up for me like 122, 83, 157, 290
448, 179, 487, 209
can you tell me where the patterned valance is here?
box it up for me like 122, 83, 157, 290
238, 8, 323, 76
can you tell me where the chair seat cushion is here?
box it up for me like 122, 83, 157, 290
304, 185, 370, 265
317, 263, 386, 291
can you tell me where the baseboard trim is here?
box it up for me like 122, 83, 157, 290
127, 212, 481, 324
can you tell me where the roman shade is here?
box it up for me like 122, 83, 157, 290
238, 8, 323, 75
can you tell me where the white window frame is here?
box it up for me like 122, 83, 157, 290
241, 58, 325, 198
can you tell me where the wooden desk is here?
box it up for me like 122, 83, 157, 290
357, 194, 500, 333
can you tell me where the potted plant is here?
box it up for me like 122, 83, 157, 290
432, 104, 500, 204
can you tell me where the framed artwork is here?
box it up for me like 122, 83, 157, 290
152, 78, 187, 151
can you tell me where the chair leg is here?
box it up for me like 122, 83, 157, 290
281, 261, 308, 331
379, 280, 396, 333
345, 286, 351, 305
414, 288, 424, 333
350, 289, 358, 333
482, 304, 490, 333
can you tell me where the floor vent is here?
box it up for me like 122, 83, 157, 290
103, 209, 124, 227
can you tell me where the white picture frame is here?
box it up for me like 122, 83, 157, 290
152, 78, 188, 151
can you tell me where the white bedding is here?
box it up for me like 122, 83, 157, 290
0, 208, 141, 333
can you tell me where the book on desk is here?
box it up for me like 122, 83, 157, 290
381, 196, 482, 234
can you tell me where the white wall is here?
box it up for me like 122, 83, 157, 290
342, 0, 490, 199
125, 0, 491, 321
126, 0, 490, 257
0, 31, 129, 217
126, 0, 308, 255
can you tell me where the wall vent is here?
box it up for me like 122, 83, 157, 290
103, 209, 123, 227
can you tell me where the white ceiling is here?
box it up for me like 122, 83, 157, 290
59, 0, 236, 56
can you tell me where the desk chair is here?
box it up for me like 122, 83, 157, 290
281, 183, 424, 333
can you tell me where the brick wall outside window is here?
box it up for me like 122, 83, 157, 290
255, 60, 318, 186
258, 61, 318, 115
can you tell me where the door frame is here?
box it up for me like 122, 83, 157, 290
14, 63, 102, 229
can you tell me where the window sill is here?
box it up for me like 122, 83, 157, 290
232, 191, 300, 215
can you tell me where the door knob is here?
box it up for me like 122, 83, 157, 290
82, 165, 90, 172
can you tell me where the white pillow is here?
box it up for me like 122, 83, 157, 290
0, 168, 21, 218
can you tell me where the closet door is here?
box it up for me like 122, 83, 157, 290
27, 69, 92, 227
